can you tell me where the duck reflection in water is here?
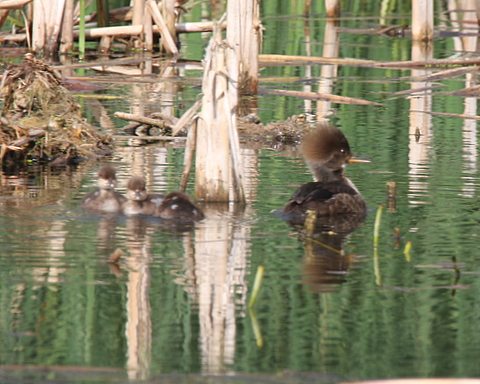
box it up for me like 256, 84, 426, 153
297, 213, 366, 293
281, 122, 369, 219
280, 122, 369, 292
81, 165, 126, 213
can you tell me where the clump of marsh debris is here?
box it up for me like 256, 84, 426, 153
0, 53, 113, 165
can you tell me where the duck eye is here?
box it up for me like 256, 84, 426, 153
340, 148, 345, 153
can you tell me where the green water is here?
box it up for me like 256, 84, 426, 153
1, 1, 480, 383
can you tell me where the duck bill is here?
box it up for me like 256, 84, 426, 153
349, 156, 371, 164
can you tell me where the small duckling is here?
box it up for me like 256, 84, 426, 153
82, 165, 126, 213
122, 176, 163, 216
155, 191, 204, 221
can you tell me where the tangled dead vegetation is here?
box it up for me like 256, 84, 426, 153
0, 53, 113, 165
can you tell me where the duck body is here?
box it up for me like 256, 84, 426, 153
82, 165, 126, 213
155, 191, 204, 221
282, 181, 367, 216
281, 123, 368, 218
122, 176, 162, 216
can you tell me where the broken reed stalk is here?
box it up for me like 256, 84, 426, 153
79, 0, 86, 57
179, 120, 197, 192
194, 27, 245, 202
373, 205, 384, 287
61, 0, 74, 53
147, 0, 178, 56
249, 265, 265, 308
249, 307, 264, 348
412, 0, 433, 41
373, 204, 384, 249
172, 99, 201, 136
114, 111, 172, 129
259, 87, 382, 106
226, 0, 260, 94
224, 94, 245, 202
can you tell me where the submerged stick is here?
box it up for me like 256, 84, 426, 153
249, 265, 265, 308
373, 204, 384, 249
404, 241, 412, 262
249, 307, 264, 348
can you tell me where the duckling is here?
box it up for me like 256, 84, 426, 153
82, 165, 126, 213
122, 176, 163, 216
155, 191, 204, 221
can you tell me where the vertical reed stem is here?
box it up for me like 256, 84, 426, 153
79, 0, 86, 58
249, 265, 265, 308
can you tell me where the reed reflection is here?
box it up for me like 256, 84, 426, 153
448, 2, 479, 198
408, 40, 433, 206
286, 213, 366, 293
193, 203, 249, 374
122, 216, 155, 381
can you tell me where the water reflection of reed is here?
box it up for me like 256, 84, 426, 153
123, 216, 155, 381
287, 213, 366, 293
194, 203, 250, 374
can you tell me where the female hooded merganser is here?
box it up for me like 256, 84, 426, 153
155, 191, 205, 221
122, 176, 163, 216
82, 165, 127, 213
281, 123, 368, 217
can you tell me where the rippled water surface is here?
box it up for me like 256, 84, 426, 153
2, 3, 480, 383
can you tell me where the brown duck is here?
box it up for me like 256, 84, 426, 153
281, 123, 369, 217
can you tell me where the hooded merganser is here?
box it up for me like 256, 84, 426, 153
155, 191, 205, 221
122, 176, 163, 216
281, 123, 368, 217
81, 165, 127, 213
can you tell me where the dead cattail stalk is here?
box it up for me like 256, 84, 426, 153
147, 0, 179, 56
325, 0, 340, 18
180, 120, 197, 192
60, 0, 74, 53
195, 28, 245, 202
412, 0, 433, 41
227, 0, 260, 94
